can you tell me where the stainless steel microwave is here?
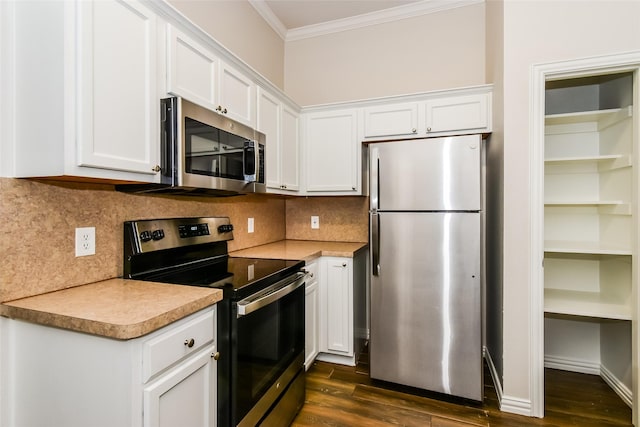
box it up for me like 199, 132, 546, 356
118, 97, 266, 197
162, 96, 266, 195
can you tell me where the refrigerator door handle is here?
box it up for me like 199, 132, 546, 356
371, 212, 380, 276
370, 146, 379, 211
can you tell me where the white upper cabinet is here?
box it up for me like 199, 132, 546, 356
166, 24, 219, 112
363, 102, 419, 138
218, 61, 256, 127
281, 104, 301, 191
257, 87, 300, 192
2, 0, 161, 182
166, 25, 256, 128
303, 109, 359, 194
76, 0, 159, 176
361, 87, 492, 141
424, 93, 489, 135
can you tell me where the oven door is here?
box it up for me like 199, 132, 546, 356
233, 272, 305, 426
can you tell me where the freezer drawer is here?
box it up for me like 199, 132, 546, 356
370, 135, 481, 211
369, 211, 482, 401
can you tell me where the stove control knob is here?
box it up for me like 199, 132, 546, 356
217, 224, 234, 233
152, 229, 165, 241
139, 231, 152, 242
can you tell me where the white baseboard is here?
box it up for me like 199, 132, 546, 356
484, 347, 504, 405
545, 354, 632, 408
544, 355, 600, 375
500, 395, 533, 416
484, 347, 533, 416
601, 364, 632, 408
316, 352, 356, 367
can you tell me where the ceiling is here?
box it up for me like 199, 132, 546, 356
249, 0, 481, 41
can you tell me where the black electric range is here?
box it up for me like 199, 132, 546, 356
123, 217, 306, 427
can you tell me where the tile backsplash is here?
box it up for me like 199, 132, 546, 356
0, 179, 369, 302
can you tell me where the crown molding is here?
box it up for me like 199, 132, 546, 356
248, 0, 288, 40
250, 0, 484, 42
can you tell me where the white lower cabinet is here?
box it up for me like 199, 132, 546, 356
314, 251, 367, 367
320, 257, 354, 356
144, 344, 216, 427
304, 261, 319, 369
1, 306, 217, 427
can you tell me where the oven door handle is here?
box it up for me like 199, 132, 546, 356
236, 272, 305, 317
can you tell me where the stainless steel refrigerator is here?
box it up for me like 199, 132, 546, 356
368, 134, 482, 401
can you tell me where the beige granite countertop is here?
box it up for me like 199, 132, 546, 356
0, 279, 222, 340
229, 240, 368, 262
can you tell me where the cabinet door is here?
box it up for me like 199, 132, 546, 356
304, 109, 358, 193
424, 94, 489, 135
166, 24, 219, 112
218, 61, 256, 127
322, 257, 353, 355
305, 279, 319, 369
281, 104, 300, 191
257, 88, 282, 189
144, 345, 216, 427
363, 102, 419, 138
76, 0, 159, 177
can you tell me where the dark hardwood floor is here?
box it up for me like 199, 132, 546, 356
293, 348, 632, 427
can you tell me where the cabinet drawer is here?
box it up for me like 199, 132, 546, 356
143, 307, 215, 382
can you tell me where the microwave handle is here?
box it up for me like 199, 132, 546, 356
243, 141, 257, 183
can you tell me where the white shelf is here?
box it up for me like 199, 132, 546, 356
545, 107, 631, 128
544, 154, 631, 170
544, 288, 631, 320
544, 240, 632, 255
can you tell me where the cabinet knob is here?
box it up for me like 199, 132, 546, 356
412, 128, 417, 133
212, 352, 220, 360
151, 165, 161, 173
426, 127, 432, 132
352, 187, 356, 191
184, 338, 195, 348
342, 263, 347, 267
282, 185, 287, 189
223, 108, 228, 114
216, 105, 222, 112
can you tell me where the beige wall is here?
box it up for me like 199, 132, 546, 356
500, 0, 640, 405
284, 3, 486, 106
168, 0, 285, 89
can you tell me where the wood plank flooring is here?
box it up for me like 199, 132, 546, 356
292, 350, 632, 427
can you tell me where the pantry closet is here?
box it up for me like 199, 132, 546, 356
540, 65, 637, 421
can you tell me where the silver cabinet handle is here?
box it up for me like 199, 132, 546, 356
426, 126, 432, 132
411, 128, 417, 133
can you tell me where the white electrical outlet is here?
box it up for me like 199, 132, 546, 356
75, 227, 96, 257
311, 216, 320, 229
248, 217, 254, 233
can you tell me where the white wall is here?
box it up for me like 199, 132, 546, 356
168, 0, 285, 89
284, 3, 486, 106
500, 0, 640, 410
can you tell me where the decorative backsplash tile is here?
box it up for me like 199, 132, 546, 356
0, 179, 369, 302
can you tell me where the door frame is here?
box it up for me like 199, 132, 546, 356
530, 51, 640, 421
